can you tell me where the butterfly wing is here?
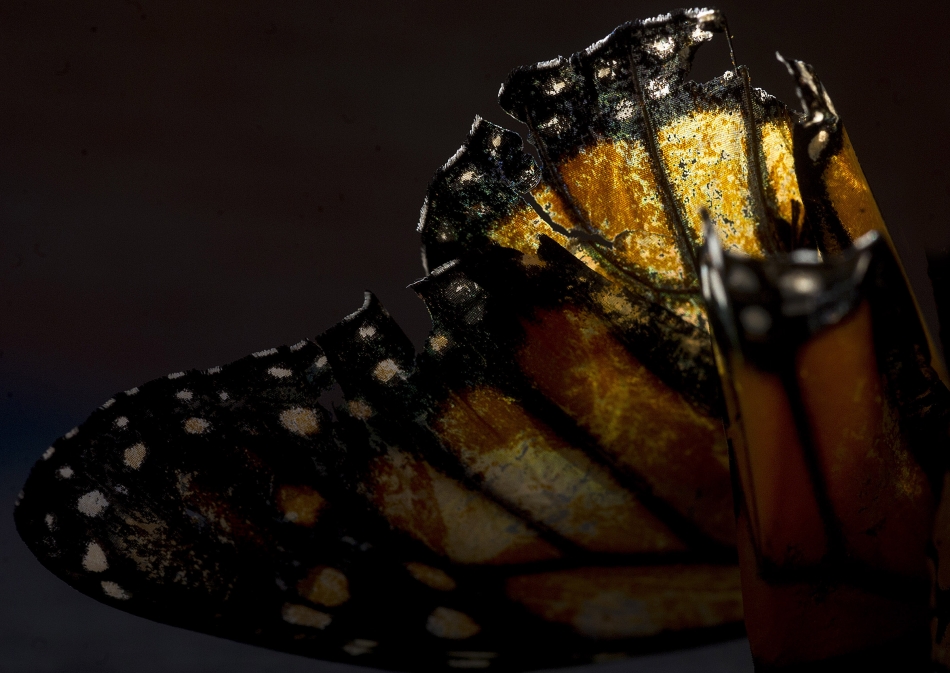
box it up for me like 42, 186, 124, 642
15, 310, 746, 672
18, 6, 939, 672
701, 229, 950, 668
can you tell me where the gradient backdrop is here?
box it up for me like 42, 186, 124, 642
3, 1, 949, 671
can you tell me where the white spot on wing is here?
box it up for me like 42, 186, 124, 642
77, 490, 109, 517
168, 371, 185, 380
124, 443, 147, 469
205, 366, 221, 375
101, 581, 129, 600
646, 79, 671, 99
372, 359, 402, 383
315, 356, 328, 368
175, 390, 193, 401
347, 399, 373, 420
45, 514, 55, 530
65, 427, 79, 439
125, 387, 139, 396
406, 562, 457, 591
427, 607, 481, 639
184, 418, 210, 435
429, 334, 449, 353
648, 37, 675, 57
614, 99, 635, 121
82, 542, 109, 572
358, 325, 376, 339
253, 348, 278, 358
808, 129, 830, 161
42, 447, 55, 461
57, 466, 74, 479
279, 407, 320, 437
219, 391, 229, 401
343, 639, 378, 656
281, 603, 331, 629
268, 366, 293, 379
290, 340, 308, 351
100, 398, 115, 409
114, 417, 129, 429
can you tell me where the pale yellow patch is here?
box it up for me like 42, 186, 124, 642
405, 562, 457, 591
101, 581, 130, 600
297, 566, 350, 607
343, 639, 377, 656
123, 443, 147, 469
347, 399, 374, 420
281, 603, 332, 629
82, 542, 109, 572
276, 485, 326, 526
429, 334, 450, 353
279, 407, 320, 437
373, 359, 402, 383
77, 490, 109, 517
183, 417, 210, 434
426, 607, 481, 639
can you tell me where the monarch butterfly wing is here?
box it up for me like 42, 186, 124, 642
313, 262, 745, 653
701, 229, 950, 668
411, 8, 835, 580
13, 341, 564, 672
414, 11, 770, 560
781, 57, 949, 386
494, 8, 808, 324
24, 7, 930, 671
15, 310, 745, 672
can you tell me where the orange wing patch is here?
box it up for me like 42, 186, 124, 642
506, 565, 742, 639
365, 446, 561, 564
517, 306, 734, 546
432, 385, 686, 554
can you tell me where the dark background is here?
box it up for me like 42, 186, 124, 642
2, 1, 948, 671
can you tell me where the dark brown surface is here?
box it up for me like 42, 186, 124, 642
2, 1, 948, 670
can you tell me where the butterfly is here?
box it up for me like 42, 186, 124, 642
13, 7, 950, 672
